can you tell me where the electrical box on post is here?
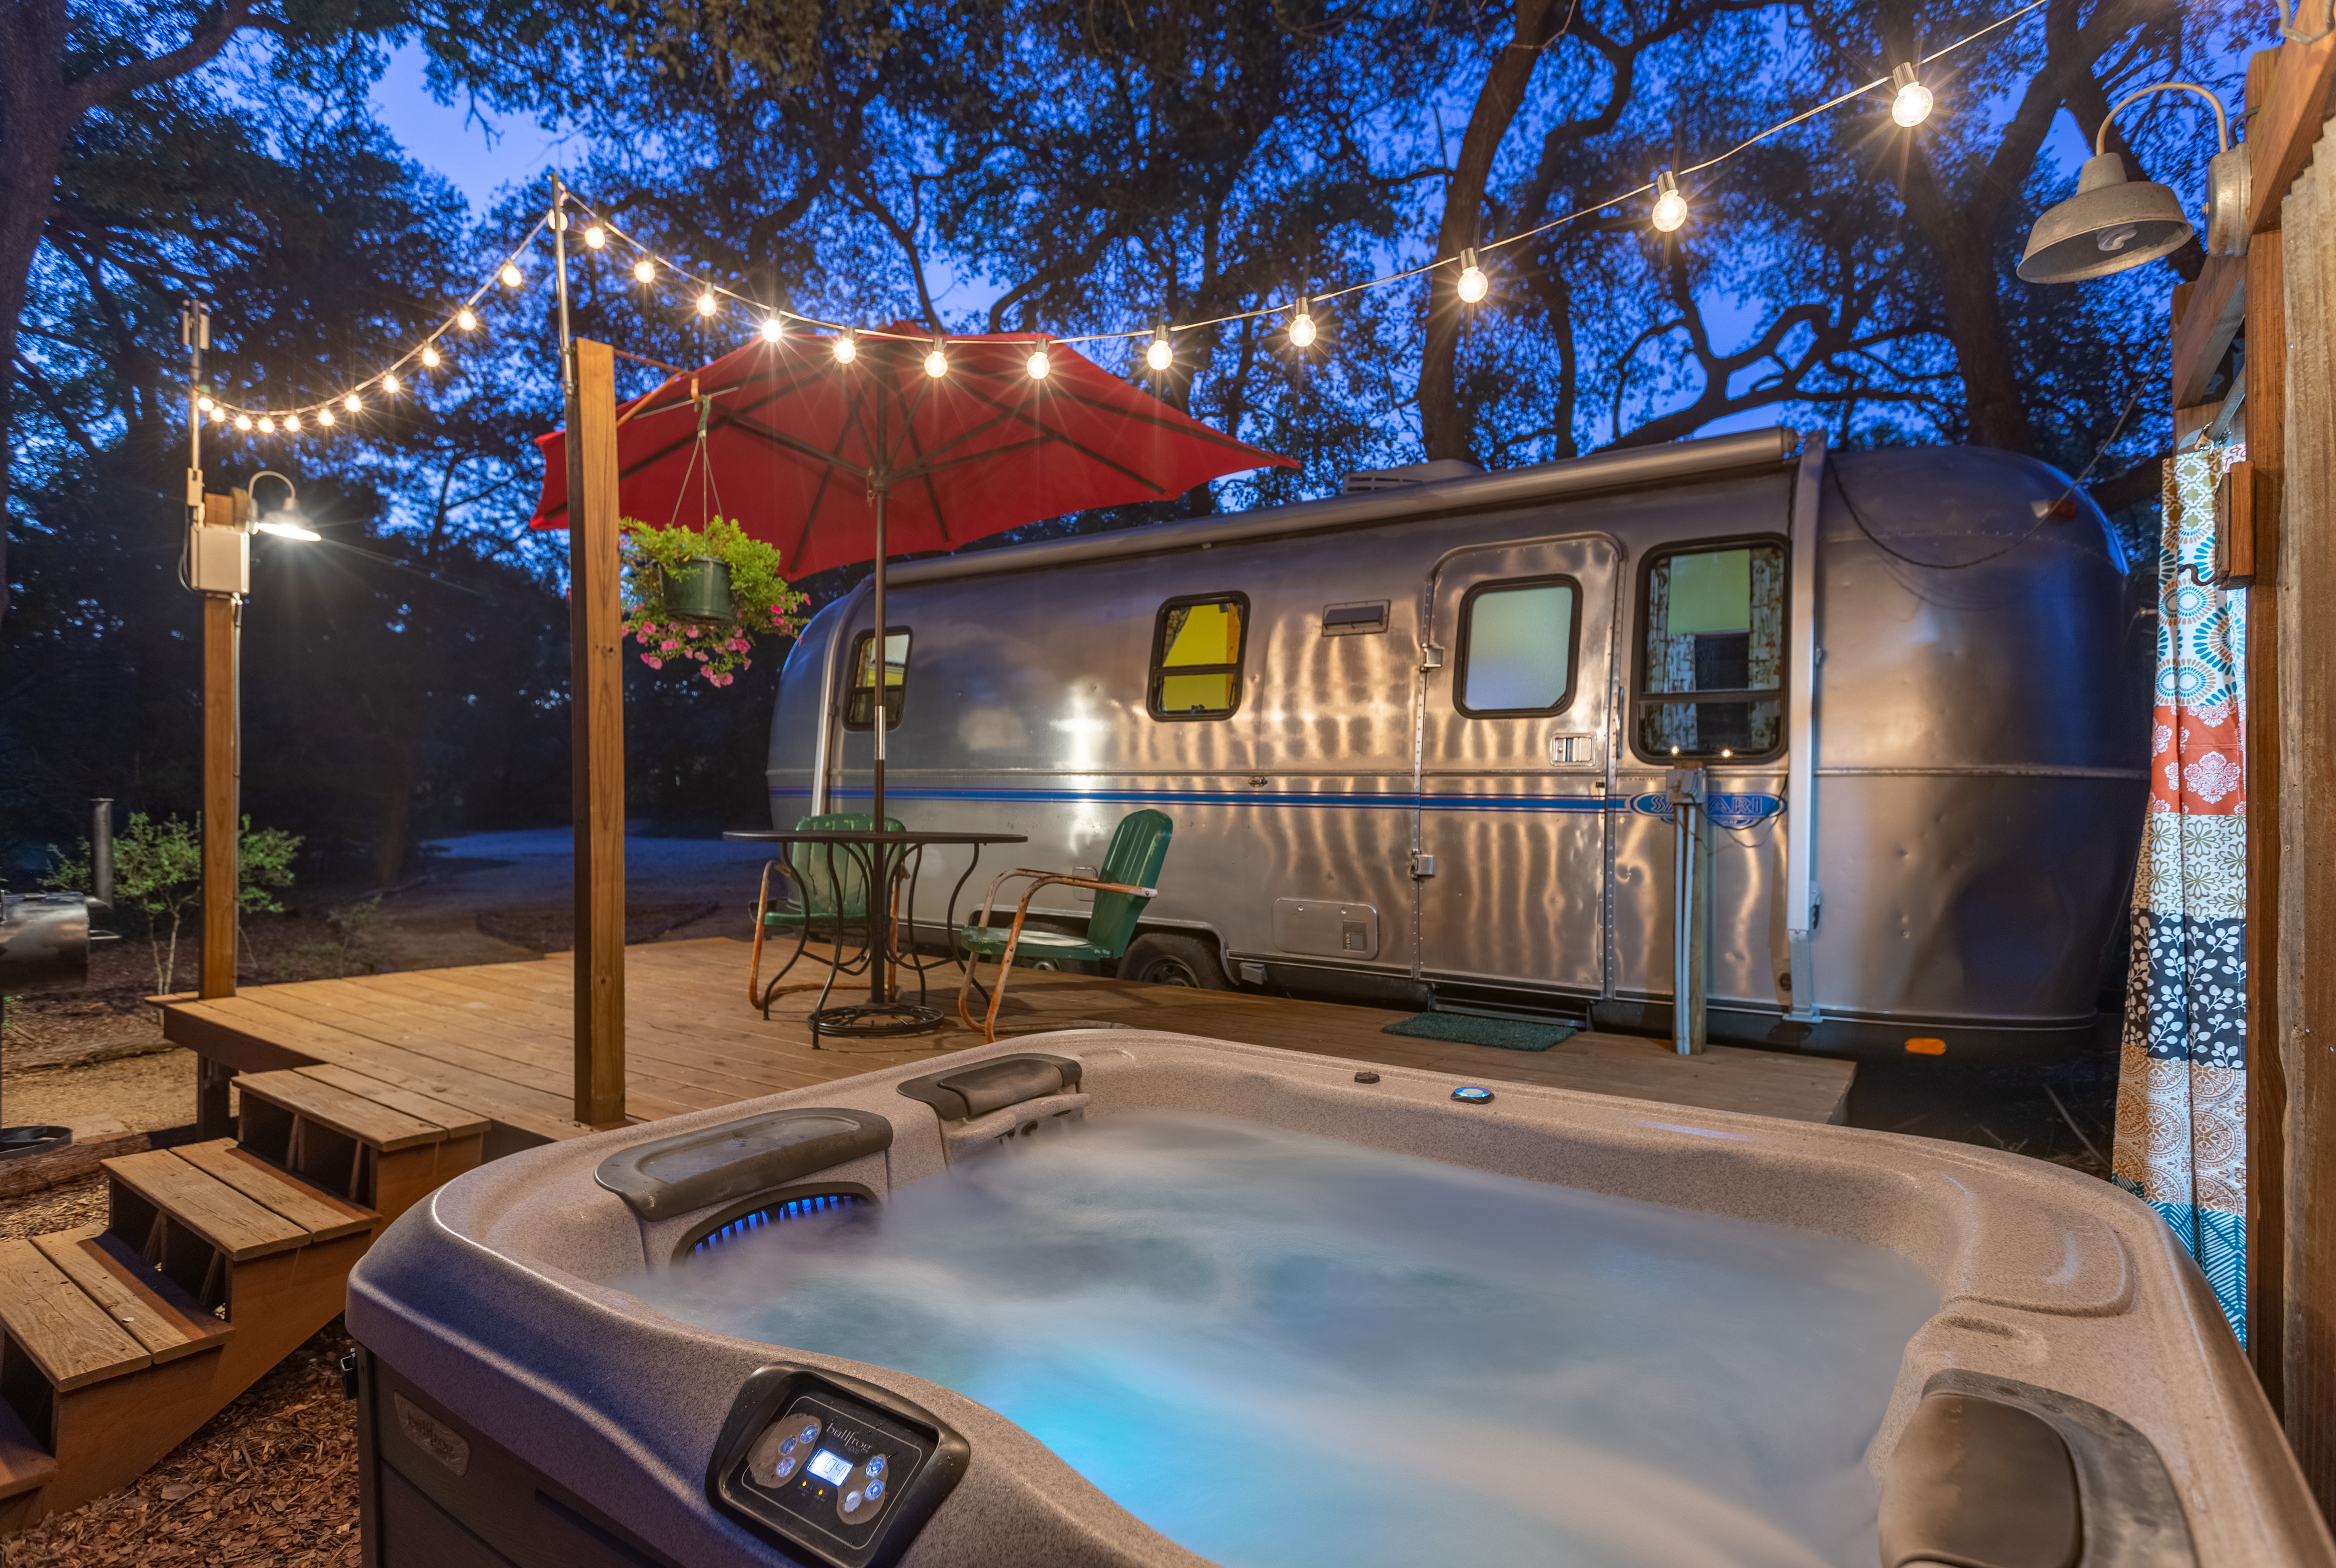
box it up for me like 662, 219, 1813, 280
190, 524, 248, 595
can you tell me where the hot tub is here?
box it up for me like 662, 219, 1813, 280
347, 1034, 2332, 1568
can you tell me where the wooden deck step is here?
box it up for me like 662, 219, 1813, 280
293, 1065, 491, 1141
234, 1070, 448, 1152
29, 1227, 235, 1366
101, 1149, 309, 1263
0, 1399, 56, 1502
0, 1239, 150, 1391
170, 1141, 375, 1243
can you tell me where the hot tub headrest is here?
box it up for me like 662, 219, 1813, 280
895, 1054, 1082, 1123
594, 1107, 893, 1221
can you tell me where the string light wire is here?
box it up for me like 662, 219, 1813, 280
199, 0, 2049, 429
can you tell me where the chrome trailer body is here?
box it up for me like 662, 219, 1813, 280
766, 430, 2150, 1062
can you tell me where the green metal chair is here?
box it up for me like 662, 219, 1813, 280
956, 808, 1172, 1041
748, 813, 904, 1016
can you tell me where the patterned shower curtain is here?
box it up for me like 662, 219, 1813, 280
2112, 445, 2248, 1344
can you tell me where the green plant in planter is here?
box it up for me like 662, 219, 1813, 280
619, 517, 808, 685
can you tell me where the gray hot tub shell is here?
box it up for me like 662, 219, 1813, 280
347, 1032, 2335, 1568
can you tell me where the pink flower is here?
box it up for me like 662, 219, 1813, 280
661, 638, 679, 652
642, 655, 663, 669
684, 623, 701, 637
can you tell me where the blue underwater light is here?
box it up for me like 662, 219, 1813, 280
1451, 1085, 1495, 1104
693, 1193, 865, 1254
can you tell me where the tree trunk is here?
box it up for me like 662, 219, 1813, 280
0, 0, 78, 631
1415, 0, 1564, 462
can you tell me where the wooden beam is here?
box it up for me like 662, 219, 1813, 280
2251, 37, 2336, 233
566, 339, 627, 1127
199, 492, 241, 1002
2171, 253, 2248, 407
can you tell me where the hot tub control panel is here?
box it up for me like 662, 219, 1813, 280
710, 1365, 969, 1568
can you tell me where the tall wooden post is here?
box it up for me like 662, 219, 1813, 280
567, 338, 626, 1126
197, 489, 245, 1139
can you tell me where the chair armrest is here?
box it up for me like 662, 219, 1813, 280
1002, 875, 1156, 921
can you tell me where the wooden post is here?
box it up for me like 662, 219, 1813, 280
197, 490, 244, 1139
567, 339, 626, 1126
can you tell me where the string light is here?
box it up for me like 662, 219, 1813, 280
1288, 297, 1317, 349
1026, 343, 1052, 379
209, 407, 226, 424
234, 413, 252, 431
421, 345, 441, 368
285, 412, 301, 431
761, 316, 784, 343
1651, 171, 1689, 233
259, 415, 276, 433
584, 225, 606, 249
634, 259, 657, 284
1891, 64, 1934, 126
1456, 248, 1489, 303
196, 395, 215, 412
833, 330, 857, 366
695, 290, 717, 318
344, 392, 362, 413
457, 307, 478, 331
1146, 322, 1174, 371
383, 372, 401, 394
500, 262, 524, 287
318, 407, 336, 427
924, 335, 949, 378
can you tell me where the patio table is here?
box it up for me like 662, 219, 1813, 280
722, 828, 1027, 1042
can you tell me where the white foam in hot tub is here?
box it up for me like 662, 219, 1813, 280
620, 1111, 1938, 1568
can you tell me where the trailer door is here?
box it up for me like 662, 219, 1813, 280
1414, 535, 1618, 993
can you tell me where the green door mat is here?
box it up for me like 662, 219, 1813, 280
1382, 1013, 1579, 1051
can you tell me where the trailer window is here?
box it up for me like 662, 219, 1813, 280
1636, 541, 1785, 760
844, 628, 910, 730
1456, 577, 1580, 715
1149, 595, 1248, 719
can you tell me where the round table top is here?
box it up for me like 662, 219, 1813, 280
722, 829, 1029, 846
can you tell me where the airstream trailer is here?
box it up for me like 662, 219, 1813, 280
765, 428, 2150, 1062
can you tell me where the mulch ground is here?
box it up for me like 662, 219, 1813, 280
0, 1176, 360, 1567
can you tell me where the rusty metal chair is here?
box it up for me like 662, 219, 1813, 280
956, 808, 1172, 1041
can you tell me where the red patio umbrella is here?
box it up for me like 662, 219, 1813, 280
530, 323, 1293, 827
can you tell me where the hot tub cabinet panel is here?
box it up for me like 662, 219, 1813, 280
347, 1034, 2333, 1568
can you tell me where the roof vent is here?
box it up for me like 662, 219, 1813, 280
1343, 458, 1485, 494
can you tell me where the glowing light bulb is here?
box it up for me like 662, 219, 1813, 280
924, 338, 949, 378
1288, 298, 1316, 349
1026, 347, 1052, 379
584, 224, 606, 249
1146, 323, 1173, 372
833, 332, 857, 365
196, 395, 215, 412
633, 259, 656, 284
318, 407, 336, 427
344, 392, 362, 413
760, 316, 784, 343
258, 415, 276, 433
1890, 64, 1932, 127
1650, 171, 1688, 233
457, 307, 478, 331
209, 407, 226, 424
500, 262, 523, 287
234, 413, 253, 431
421, 344, 441, 368
1455, 247, 1489, 303
696, 290, 717, 317
285, 412, 302, 431
382, 372, 401, 394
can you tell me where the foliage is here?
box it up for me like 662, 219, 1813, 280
619, 517, 808, 685
44, 814, 302, 994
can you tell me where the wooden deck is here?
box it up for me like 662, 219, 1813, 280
159, 938, 1853, 1139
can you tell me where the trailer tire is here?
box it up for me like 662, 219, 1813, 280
1119, 933, 1232, 990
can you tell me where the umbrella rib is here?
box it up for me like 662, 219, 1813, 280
909, 381, 1171, 493
704, 404, 872, 480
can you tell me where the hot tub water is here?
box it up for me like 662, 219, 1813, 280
622, 1112, 1936, 1568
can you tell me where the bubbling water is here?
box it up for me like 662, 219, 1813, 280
620, 1111, 1937, 1568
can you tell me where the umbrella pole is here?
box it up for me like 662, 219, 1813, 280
871, 483, 888, 1004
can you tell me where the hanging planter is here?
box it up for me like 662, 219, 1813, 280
620, 518, 808, 687
659, 558, 736, 623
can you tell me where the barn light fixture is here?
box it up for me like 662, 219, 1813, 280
1890, 64, 1934, 127
2018, 82, 2248, 283
1650, 172, 1688, 233
247, 471, 319, 539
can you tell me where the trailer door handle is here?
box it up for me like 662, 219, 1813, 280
1409, 852, 1436, 879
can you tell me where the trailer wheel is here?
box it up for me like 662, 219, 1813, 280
1119, 933, 1231, 990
